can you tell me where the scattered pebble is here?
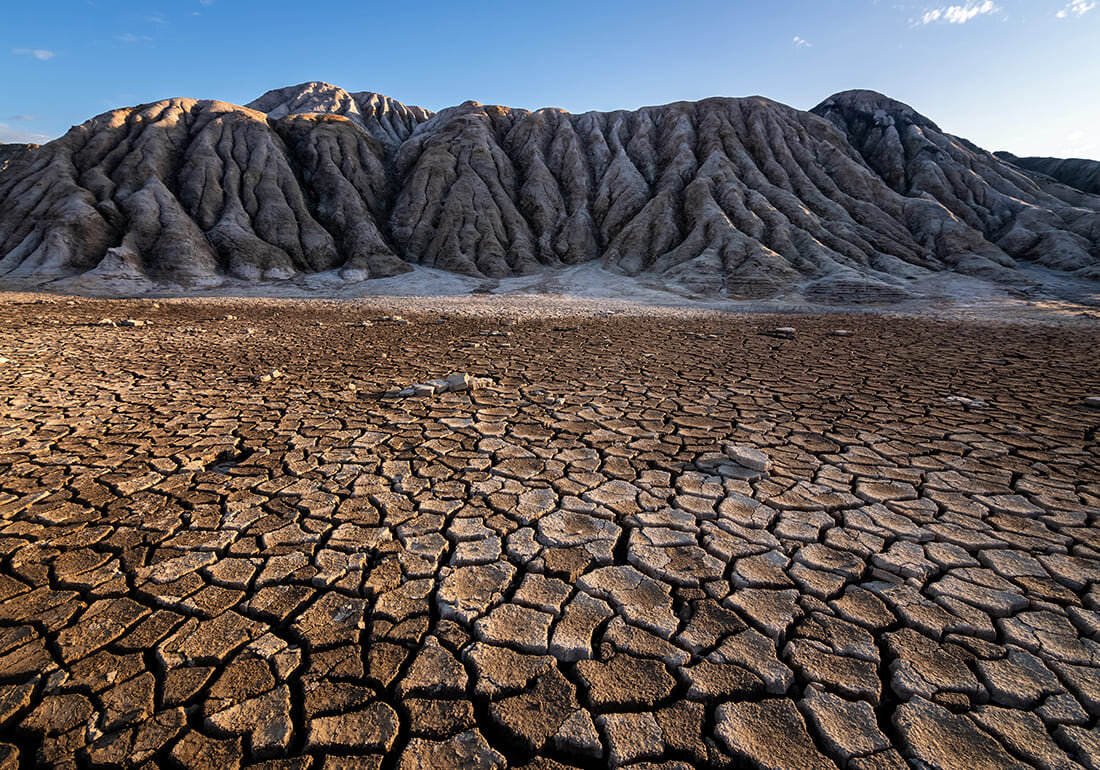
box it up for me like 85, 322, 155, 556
1084, 396, 1100, 409
769, 327, 796, 338
221, 314, 238, 321
832, 329, 852, 336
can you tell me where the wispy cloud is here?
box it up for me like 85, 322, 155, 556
0, 122, 51, 143
918, 1, 999, 25
147, 14, 168, 24
793, 36, 812, 48
12, 48, 55, 61
1064, 129, 1097, 157
117, 33, 153, 44
1056, 0, 1096, 17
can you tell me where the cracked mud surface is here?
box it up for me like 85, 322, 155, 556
0, 295, 1098, 769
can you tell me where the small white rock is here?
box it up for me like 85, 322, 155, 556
254, 369, 284, 384
724, 443, 771, 472
445, 372, 471, 392
1083, 396, 1100, 409
946, 395, 985, 409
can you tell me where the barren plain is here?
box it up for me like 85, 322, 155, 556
0, 293, 1099, 770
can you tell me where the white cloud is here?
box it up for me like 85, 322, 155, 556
1057, 0, 1096, 17
793, 35, 812, 48
12, 48, 55, 61
919, 1, 999, 24
9, 114, 37, 121
0, 123, 51, 143
117, 33, 153, 44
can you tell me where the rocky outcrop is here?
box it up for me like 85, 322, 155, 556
995, 151, 1100, 196
0, 83, 1097, 296
0, 143, 37, 172
813, 90, 1100, 281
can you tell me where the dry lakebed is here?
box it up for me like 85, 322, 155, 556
0, 292, 1097, 769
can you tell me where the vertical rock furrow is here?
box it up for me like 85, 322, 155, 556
814, 89, 1100, 280
276, 116, 408, 279
0, 81, 1097, 294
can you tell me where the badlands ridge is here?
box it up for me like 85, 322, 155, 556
0, 83, 1098, 300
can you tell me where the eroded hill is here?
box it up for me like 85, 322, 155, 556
0, 142, 37, 172
0, 83, 1097, 299
996, 151, 1100, 197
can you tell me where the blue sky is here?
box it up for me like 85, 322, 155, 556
2, 0, 1098, 158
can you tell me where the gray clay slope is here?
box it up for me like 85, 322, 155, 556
995, 151, 1100, 197
0, 82, 1097, 299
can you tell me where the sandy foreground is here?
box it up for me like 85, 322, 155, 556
0, 290, 1098, 769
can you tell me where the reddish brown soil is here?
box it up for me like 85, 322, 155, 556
0, 296, 1098, 769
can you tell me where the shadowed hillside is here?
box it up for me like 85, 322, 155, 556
0, 83, 1097, 299
995, 151, 1100, 196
